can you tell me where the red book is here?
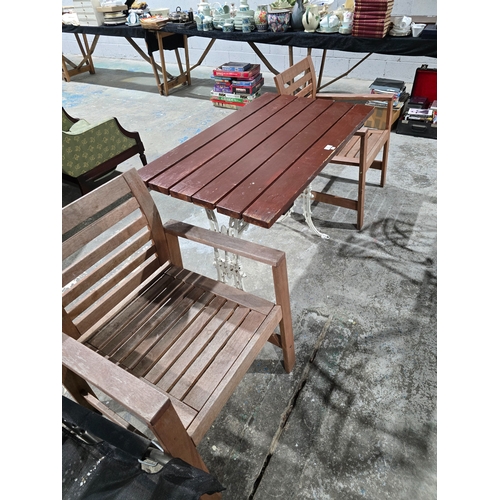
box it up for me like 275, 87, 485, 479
354, 0, 394, 6
232, 78, 264, 95
354, 17, 392, 27
354, 12, 391, 19
211, 98, 247, 109
352, 27, 390, 38
354, 16, 391, 23
213, 64, 261, 79
354, 1, 393, 13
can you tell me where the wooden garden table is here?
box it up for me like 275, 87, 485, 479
139, 92, 373, 285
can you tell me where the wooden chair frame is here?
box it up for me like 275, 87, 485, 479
62, 168, 295, 495
274, 55, 393, 230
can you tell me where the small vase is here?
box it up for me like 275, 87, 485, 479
291, 0, 305, 31
302, 5, 319, 32
254, 4, 268, 32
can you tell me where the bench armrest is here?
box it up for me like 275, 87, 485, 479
163, 220, 295, 371
163, 219, 286, 268
62, 333, 211, 470
316, 93, 393, 103
62, 332, 171, 423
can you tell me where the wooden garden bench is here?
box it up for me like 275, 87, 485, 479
62, 168, 295, 494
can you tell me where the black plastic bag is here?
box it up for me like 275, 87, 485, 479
62, 397, 224, 499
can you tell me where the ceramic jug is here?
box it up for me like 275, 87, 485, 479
291, 0, 305, 30
302, 5, 319, 32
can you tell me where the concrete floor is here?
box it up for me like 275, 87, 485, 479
62, 56, 437, 500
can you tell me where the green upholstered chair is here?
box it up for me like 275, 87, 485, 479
62, 108, 147, 195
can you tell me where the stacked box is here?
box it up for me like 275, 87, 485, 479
211, 63, 264, 109
73, 0, 105, 26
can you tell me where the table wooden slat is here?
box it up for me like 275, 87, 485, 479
214, 100, 357, 220
242, 104, 373, 227
139, 93, 280, 187
143, 94, 374, 229
179, 97, 317, 207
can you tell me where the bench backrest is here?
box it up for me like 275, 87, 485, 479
62, 169, 171, 340
273, 55, 317, 98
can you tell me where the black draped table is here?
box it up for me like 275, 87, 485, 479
62, 23, 436, 94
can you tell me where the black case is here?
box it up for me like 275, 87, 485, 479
396, 65, 437, 140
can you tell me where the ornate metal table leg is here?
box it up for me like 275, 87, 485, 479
277, 187, 330, 239
205, 209, 250, 289
302, 184, 330, 239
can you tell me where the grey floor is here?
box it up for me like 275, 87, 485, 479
62, 56, 437, 500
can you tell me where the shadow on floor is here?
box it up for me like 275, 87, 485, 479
65, 67, 277, 100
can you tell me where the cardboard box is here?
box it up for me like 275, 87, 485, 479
364, 103, 402, 129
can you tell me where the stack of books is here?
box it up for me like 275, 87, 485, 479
352, 0, 394, 38
211, 62, 264, 109
368, 77, 406, 108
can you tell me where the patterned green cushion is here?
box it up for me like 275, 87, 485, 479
62, 118, 137, 178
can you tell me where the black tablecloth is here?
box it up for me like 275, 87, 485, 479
62, 24, 437, 58
62, 24, 185, 54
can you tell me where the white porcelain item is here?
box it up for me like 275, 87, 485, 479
319, 13, 339, 30
302, 5, 320, 32
411, 23, 425, 37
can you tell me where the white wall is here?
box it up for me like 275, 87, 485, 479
62, 0, 437, 82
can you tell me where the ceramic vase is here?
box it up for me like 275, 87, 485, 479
267, 10, 290, 32
291, 0, 305, 30
302, 5, 320, 32
254, 4, 268, 32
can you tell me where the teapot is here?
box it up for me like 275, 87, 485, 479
319, 13, 339, 31
127, 11, 140, 25
170, 6, 189, 22
198, 1, 211, 16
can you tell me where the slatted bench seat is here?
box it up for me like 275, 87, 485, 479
62, 168, 295, 494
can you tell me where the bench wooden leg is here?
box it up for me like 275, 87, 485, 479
272, 257, 295, 372
62, 367, 98, 411
149, 400, 222, 499
380, 141, 390, 187
357, 133, 369, 230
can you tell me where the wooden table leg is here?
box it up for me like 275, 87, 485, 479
151, 32, 191, 97
318, 49, 327, 89
188, 38, 216, 72
317, 52, 373, 91
182, 34, 191, 86
62, 33, 99, 82
158, 33, 170, 96
247, 41, 279, 75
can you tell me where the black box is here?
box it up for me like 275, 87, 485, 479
396, 65, 437, 140
420, 24, 437, 39
408, 96, 429, 109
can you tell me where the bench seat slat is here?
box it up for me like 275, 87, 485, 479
156, 301, 245, 394
131, 291, 216, 378
169, 305, 251, 401
183, 309, 267, 411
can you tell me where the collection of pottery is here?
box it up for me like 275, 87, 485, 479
193, 1, 349, 34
